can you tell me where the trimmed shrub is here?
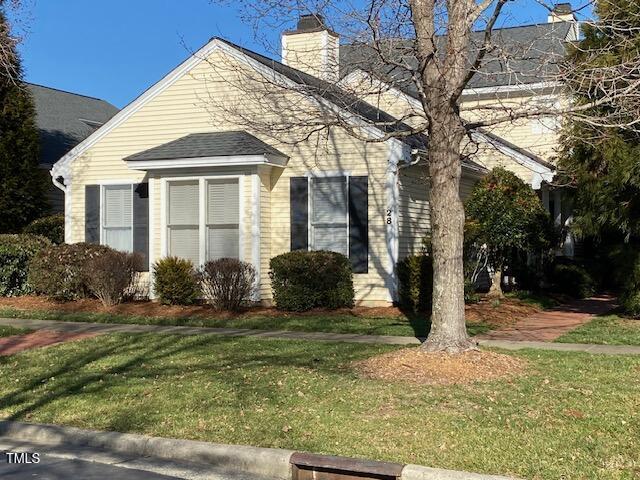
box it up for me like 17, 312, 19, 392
0, 234, 52, 296
23, 214, 65, 244
397, 254, 433, 312
29, 243, 112, 300
86, 250, 144, 307
200, 258, 256, 311
153, 257, 200, 305
551, 263, 596, 299
269, 251, 354, 311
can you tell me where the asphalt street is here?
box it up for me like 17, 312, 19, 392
0, 451, 186, 479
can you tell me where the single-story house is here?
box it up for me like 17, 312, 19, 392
50, 16, 561, 306
28, 83, 119, 212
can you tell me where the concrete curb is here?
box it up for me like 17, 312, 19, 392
402, 464, 514, 480
0, 421, 294, 480
0, 421, 517, 480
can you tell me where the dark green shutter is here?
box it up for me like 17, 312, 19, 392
85, 185, 100, 244
290, 177, 309, 251
348, 176, 368, 273
133, 183, 149, 271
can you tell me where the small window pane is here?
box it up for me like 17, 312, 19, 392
103, 227, 132, 252
312, 177, 347, 224
207, 179, 239, 225
313, 225, 347, 256
169, 181, 199, 225
104, 185, 132, 228
207, 227, 239, 261
169, 226, 200, 266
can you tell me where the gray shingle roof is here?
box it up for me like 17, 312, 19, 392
217, 38, 425, 150
27, 83, 119, 166
125, 131, 287, 162
340, 22, 572, 94
216, 38, 491, 172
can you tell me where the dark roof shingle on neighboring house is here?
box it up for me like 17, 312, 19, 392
339, 22, 573, 96
28, 83, 119, 166
125, 131, 287, 162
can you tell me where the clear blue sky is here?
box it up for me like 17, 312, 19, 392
9, 0, 588, 108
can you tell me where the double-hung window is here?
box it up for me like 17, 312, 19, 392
102, 184, 133, 252
167, 180, 200, 266
166, 177, 241, 266
310, 176, 348, 256
207, 179, 240, 261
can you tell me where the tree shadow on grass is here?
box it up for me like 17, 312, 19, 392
0, 334, 387, 432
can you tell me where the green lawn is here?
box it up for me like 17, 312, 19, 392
556, 315, 640, 346
0, 307, 491, 338
0, 333, 637, 479
0, 325, 32, 337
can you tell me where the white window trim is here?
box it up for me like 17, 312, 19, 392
307, 174, 350, 258
99, 183, 134, 251
160, 174, 245, 267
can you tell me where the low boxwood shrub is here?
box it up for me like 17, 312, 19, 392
397, 254, 433, 312
200, 258, 256, 311
551, 262, 596, 299
29, 243, 112, 300
86, 250, 144, 307
153, 257, 200, 305
269, 251, 354, 311
0, 234, 52, 296
23, 214, 65, 244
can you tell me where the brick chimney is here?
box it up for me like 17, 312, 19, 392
548, 3, 580, 41
282, 14, 340, 82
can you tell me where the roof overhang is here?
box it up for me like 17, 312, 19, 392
126, 153, 288, 171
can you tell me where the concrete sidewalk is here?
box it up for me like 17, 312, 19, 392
0, 316, 639, 355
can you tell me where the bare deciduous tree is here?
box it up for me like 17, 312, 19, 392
206, 0, 640, 352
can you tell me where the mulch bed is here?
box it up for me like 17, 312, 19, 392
0, 296, 543, 326
354, 348, 527, 385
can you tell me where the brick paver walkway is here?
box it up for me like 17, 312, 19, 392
477, 294, 618, 342
0, 330, 99, 356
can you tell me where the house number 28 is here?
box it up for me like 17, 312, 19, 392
386, 209, 392, 225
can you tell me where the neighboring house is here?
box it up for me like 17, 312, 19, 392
50, 8, 573, 306
340, 3, 579, 255
28, 83, 119, 212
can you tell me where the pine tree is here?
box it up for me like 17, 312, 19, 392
559, 0, 640, 241
0, 4, 48, 233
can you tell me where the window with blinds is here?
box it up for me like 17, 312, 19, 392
167, 180, 200, 266
207, 178, 239, 260
102, 184, 133, 252
310, 177, 348, 256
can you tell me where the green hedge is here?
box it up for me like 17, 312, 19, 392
152, 257, 200, 305
28, 243, 112, 300
23, 214, 64, 244
269, 251, 354, 311
397, 254, 433, 312
0, 234, 52, 296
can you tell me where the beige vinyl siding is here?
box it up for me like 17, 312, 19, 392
398, 165, 430, 259
340, 74, 561, 183
396, 165, 480, 260
68, 47, 396, 305
461, 93, 563, 162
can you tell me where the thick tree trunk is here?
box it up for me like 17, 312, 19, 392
421, 113, 476, 353
488, 268, 503, 297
